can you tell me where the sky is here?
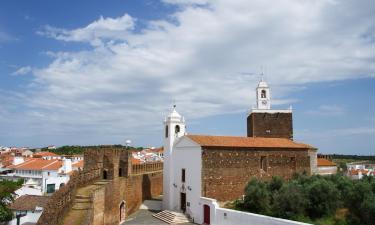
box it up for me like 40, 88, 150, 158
0, 0, 375, 155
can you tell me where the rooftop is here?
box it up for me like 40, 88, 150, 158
9, 195, 49, 211
187, 135, 314, 149
317, 158, 337, 167
8, 158, 62, 171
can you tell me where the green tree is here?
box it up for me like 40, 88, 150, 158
306, 179, 340, 219
0, 179, 23, 223
268, 176, 283, 192
272, 182, 308, 219
243, 178, 271, 215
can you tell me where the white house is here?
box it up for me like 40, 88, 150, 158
8, 195, 49, 225
2, 158, 72, 195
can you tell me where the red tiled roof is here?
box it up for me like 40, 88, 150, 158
132, 158, 141, 165
317, 158, 337, 167
7, 158, 62, 171
72, 160, 84, 168
33, 151, 58, 157
9, 195, 49, 210
186, 135, 314, 149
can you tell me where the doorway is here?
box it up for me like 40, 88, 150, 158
119, 201, 126, 222
103, 170, 108, 179
203, 204, 210, 225
180, 192, 186, 213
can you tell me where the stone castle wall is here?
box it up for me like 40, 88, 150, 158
247, 112, 293, 139
37, 147, 163, 225
201, 147, 312, 201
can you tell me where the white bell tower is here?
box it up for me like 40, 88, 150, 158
163, 105, 186, 210
256, 77, 271, 110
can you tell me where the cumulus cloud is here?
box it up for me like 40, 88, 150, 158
38, 14, 135, 46
2, 0, 375, 146
12, 66, 32, 76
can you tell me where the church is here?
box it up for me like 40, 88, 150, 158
162, 80, 318, 224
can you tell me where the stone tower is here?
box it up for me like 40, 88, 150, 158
247, 79, 293, 139
163, 105, 186, 210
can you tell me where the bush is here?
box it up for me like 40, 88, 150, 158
306, 179, 340, 218
243, 178, 271, 215
236, 174, 375, 225
272, 182, 308, 219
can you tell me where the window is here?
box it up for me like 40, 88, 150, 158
260, 156, 268, 172
181, 169, 186, 182
165, 125, 169, 138
261, 90, 266, 98
46, 184, 55, 193
175, 125, 180, 134
119, 168, 123, 177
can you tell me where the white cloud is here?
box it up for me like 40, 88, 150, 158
38, 14, 135, 46
305, 105, 345, 116
12, 66, 32, 76
2, 0, 375, 146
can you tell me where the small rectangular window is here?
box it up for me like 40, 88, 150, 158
260, 156, 268, 172
182, 169, 186, 182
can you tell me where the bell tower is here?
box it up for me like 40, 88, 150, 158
256, 78, 271, 110
163, 105, 186, 210
247, 78, 293, 139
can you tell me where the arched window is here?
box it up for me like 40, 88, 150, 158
175, 125, 180, 134
261, 90, 267, 98
165, 125, 169, 138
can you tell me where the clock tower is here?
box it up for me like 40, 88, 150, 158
247, 78, 293, 139
256, 78, 271, 110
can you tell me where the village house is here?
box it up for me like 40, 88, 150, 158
8, 195, 50, 225
316, 158, 337, 175
1, 157, 73, 195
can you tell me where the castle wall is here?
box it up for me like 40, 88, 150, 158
36, 148, 163, 225
247, 112, 293, 139
201, 147, 312, 201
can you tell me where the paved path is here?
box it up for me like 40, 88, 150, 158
122, 209, 195, 225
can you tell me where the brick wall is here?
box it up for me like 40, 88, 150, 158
247, 112, 293, 139
201, 147, 312, 202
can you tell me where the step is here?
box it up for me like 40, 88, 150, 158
75, 195, 91, 199
75, 198, 92, 203
153, 210, 191, 224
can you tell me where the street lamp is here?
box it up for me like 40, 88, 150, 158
15, 210, 27, 225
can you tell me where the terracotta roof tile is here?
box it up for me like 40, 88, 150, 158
72, 160, 84, 168
317, 158, 337, 167
186, 135, 314, 149
7, 158, 62, 171
9, 195, 50, 211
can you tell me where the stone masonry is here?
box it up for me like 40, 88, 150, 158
37, 147, 163, 225
201, 147, 314, 202
247, 112, 293, 139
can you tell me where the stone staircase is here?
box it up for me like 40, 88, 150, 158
61, 180, 110, 225
153, 210, 191, 224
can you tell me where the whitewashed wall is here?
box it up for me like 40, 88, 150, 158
200, 197, 312, 225
171, 137, 202, 223
8, 210, 42, 225
317, 166, 337, 175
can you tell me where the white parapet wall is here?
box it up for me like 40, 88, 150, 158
199, 197, 312, 225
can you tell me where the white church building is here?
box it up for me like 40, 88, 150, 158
161, 80, 315, 225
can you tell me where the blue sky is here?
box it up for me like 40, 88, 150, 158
0, 0, 375, 155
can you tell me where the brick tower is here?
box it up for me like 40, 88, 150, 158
247, 78, 293, 139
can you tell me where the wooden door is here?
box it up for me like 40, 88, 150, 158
180, 192, 186, 213
203, 204, 210, 224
